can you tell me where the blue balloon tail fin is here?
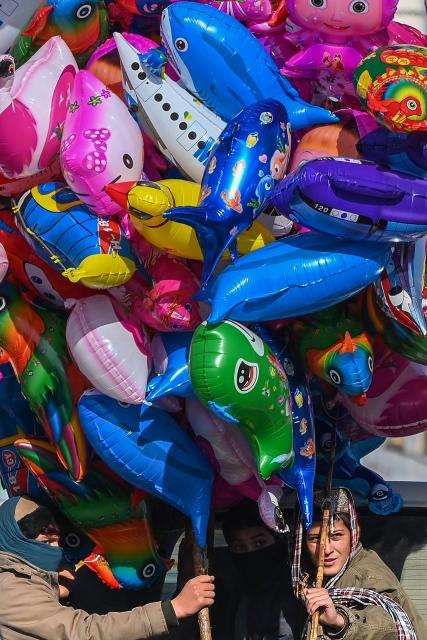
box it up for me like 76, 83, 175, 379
164, 205, 232, 287
45, 398, 63, 443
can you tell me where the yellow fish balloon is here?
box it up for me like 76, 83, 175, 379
105, 179, 274, 261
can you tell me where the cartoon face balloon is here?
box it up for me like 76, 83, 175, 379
190, 320, 294, 480
61, 70, 144, 216
287, 0, 397, 39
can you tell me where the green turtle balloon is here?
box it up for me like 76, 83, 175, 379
189, 320, 294, 480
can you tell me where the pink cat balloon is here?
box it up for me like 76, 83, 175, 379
280, 0, 427, 107
60, 70, 144, 217
0, 37, 77, 179
66, 295, 152, 404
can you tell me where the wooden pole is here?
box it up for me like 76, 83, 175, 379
309, 428, 337, 640
185, 516, 215, 640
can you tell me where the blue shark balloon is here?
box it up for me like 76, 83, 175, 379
315, 416, 402, 516
160, 2, 337, 131
201, 233, 392, 324
146, 332, 194, 402
78, 390, 214, 546
165, 98, 291, 286
252, 325, 315, 530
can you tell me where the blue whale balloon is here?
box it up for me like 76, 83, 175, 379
165, 99, 291, 286
202, 232, 392, 324
146, 332, 194, 402
160, 2, 337, 131
78, 390, 214, 546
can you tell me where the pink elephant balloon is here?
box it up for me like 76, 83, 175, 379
0, 38, 77, 179
60, 70, 144, 217
66, 295, 151, 404
338, 337, 427, 437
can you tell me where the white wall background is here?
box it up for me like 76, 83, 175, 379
395, 0, 426, 31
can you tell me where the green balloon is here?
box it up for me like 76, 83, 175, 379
189, 320, 294, 480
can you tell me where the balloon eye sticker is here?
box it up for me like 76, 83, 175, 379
234, 358, 259, 393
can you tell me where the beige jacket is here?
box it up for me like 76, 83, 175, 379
305, 546, 427, 640
0, 551, 179, 640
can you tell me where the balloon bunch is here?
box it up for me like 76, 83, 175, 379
0, 0, 425, 585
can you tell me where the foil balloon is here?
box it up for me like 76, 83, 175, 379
0, 281, 88, 481
12, 0, 109, 68
165, 98, 291, 286
355, 46, 427, 133
86, 32, 158, 101
15, 440, 169, 589
78, 389, 214, 547
0, 209, 89, 309
0, 38, 77, 179
0, 0, 40, 54
106, 179, 274, 261
106, 0, 170, 17
114, 32, 227, 183
358, 126, 427, 179
315, 416, 402, 516
338, 337, 427, 437
0, 156, 62, 199
202, 232, 391, 324
252, 324, 315, 530
60, 70, 144, 217
16, 182, 138, 289
160, 2, 337, 131
0, 242, 8, 282
189, 320, 294, 480
364, 285, 427, 366
374, 241, 427, 336
289, 119, 361, 172
66, 295, 151, 404
125, 254, 201, 332
280, 0, 425, 108
0, 363, 44, 499
185, 396, 284, 521
146, 332, 193, 402
272, 157, 427, 243
294, 305, 374, 404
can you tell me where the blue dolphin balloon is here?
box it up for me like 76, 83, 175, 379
147, 332, 194, 402
78, 390, 214, 546
165, 99, 291, 286
315, 416, 402, 516
252, 325, 315, 530
201, 232, 392, 324
160, 2, 337, 131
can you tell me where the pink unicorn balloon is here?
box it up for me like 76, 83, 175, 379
60, 70, 144, 217
0, 37, 77, 179
280, 0, 427, 108
338, 338, 427, 438
66, 295, 152, 404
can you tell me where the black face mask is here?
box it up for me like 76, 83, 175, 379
230, 543, 287, 589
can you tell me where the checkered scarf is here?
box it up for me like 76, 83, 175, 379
290, 488, 417, 640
